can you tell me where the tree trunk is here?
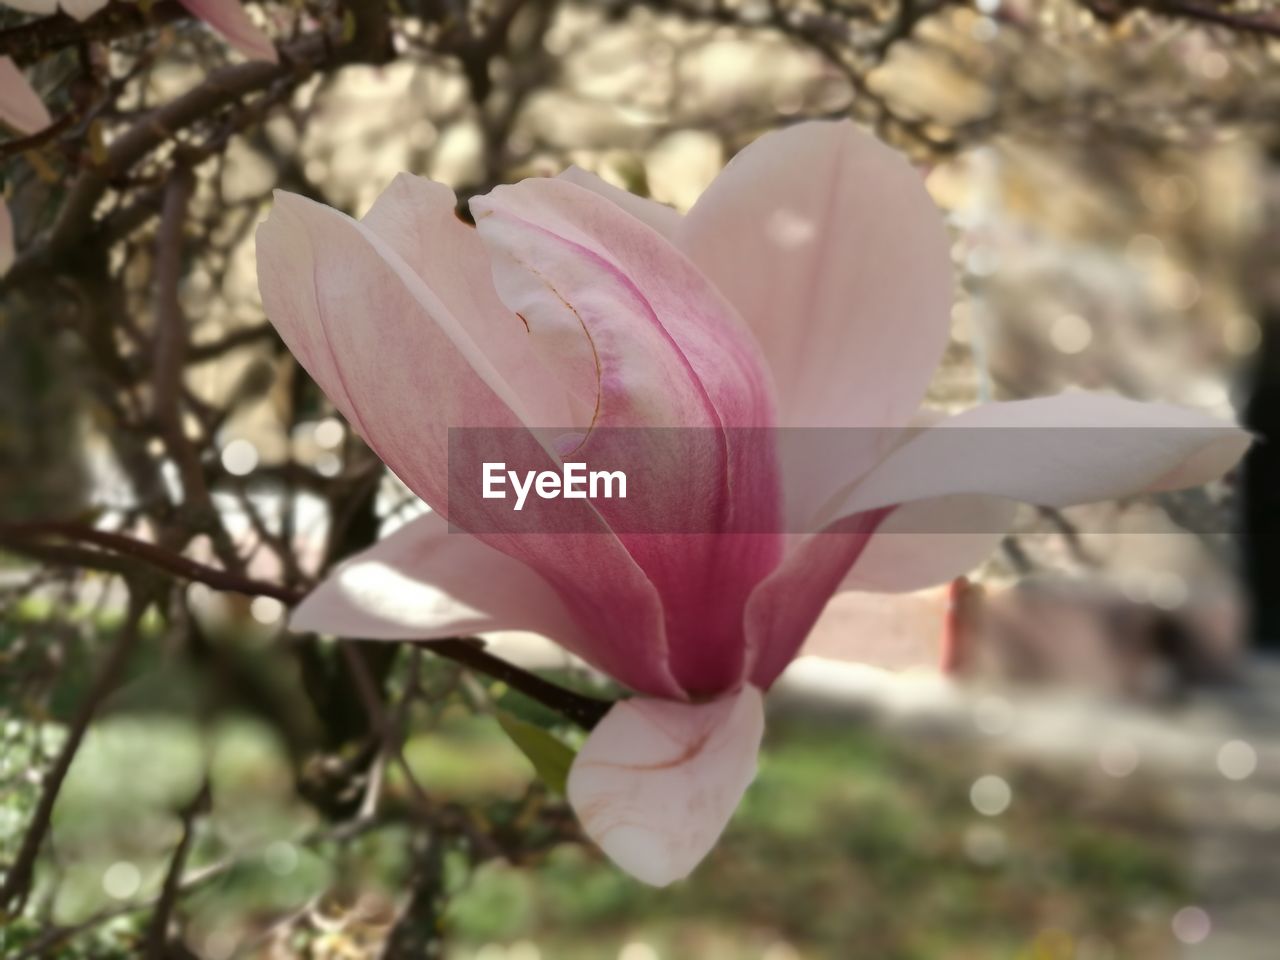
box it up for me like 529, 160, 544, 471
1242, 143, 1280, 651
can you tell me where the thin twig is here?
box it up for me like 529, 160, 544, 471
144, 778, 211, 958
1082, 0, 1280, 38
379, 832, 446, 960
0, 1, 188, 62
0, 522, 301, 603
341, 642, 435, 811
0, 521, 614, 728
0, 111, 76, 161
0, 588, 152, 912
416, 639, 612, 730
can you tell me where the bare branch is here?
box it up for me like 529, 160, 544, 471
144, 778, 212, 958
417, 638, 612, 731
0, 587, 152, 912
0, 522, 300, 603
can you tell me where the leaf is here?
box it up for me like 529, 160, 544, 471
495, 710, 576, 796
87, 120, 108, 168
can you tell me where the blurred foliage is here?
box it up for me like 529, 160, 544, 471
3, 677, 1189, 959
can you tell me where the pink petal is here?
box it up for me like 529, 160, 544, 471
745, 511, 886, 689
748, 393, 1246, 687
361, 174, 578, 429
257, 191, 520, 505
0, 198, 13, 277
831, 393, 1250, 518
291, 511, 590, 652
256, 191, 681, 697
177, 0, 278, 63
567, 684, 764, 887
0, 0, 59, 15
471, 177, 782, 695
471, 177, 775, 435
841, 495, 1016, 593
0, 56, 52, 136
681, 121, 952, 432
557, 165, 682, 239
59, 0, 109, 19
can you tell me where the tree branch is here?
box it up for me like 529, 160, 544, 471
1081, 0, 1280, 38
144, 778, 211, 958
0, 521, 300, 603
0, 521, 616, 728
3, 2, 396, 288
416, 638, 612, 730
0, 1, 189, 63
0, 588, 152, 912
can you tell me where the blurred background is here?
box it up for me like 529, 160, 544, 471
1, 0, 1279, 957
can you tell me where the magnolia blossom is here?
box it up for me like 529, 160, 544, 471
0, 56, 53, 136
0, 2, 274, 218
255, 121, 1248, 886
0, 56, 35, 277
1, 198, 14, 276
0, 0, 277, 63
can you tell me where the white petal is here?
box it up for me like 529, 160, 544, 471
844, 495, 1016, 592
829, 393, 1250, 519
567, 685, 764, 887
361, 173, 577, 429
59, 0, 108, 19
0, 56, 52, 136
681, 120, 952, 431
557, 165, 682, 239
0, 0, 60, 15
0, 198, 13, 277
291, 511, 588, 650
176, 0, 278, 62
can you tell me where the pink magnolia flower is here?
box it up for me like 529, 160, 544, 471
0, 55, 53, 136
0, 0, 105, 19
255, 121, 1248, 886
173, 0, 278, 63
0, 197, 14, 276
0, 0, 277, 63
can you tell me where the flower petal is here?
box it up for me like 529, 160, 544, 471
0, 198, 13, 277
361, 173, 576, 429
681, 120, 952, 431
557, 165, 682, 239
257, 191, 522, 505
0, 0, 59, 15
256, 191, 681, 697
0, 56, 52, 136
471, 177, 782, 695
177, 0, 278, 62
471, 176, 775, 434
842, 495, 1016, 593
567, 684, 764, 887
745, 511, 886, 689
291, 511, 589, 651
830, 393, 1250, 519
59, 0, 109, 19
749, 394, 1246, 687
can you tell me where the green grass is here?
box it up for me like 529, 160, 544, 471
436, 714, 1186, 960
3, 692, 1188, 959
